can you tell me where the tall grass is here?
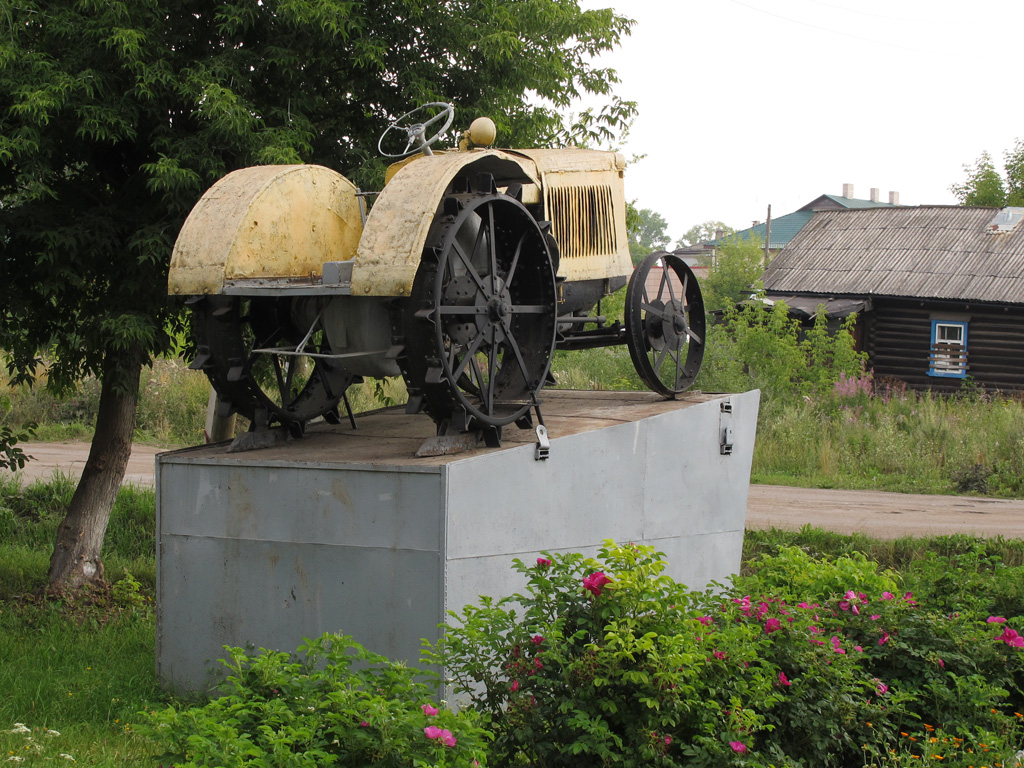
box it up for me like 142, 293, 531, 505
754, 389, 1024, 496
0, 473, 157, 599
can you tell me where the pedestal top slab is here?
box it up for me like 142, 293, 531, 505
159, 389, 729, 469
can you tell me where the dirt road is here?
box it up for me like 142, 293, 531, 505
6, 442, 1024, 540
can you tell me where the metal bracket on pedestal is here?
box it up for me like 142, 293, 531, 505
719, 398, 734, 456
535, 425, 550, 461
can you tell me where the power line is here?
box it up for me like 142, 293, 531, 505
728, 0, 941, 55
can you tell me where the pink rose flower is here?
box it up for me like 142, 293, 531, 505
779, 672, 791, 686
360, 721, 369, 727
583, 571, 611, 596
531, 634, 544, 645
730, 741, 747, 753
424, 726, 443, 740
421, 704, 438, 716
664, 736, 672, 745
698, 615, 713, 626
988, 616, 1008, 624
997, 627, 1024, 647
876, 681, 889, 695
440, 729, 457, 748
536, 557, 552, 567
511, 680, 520, 691
713, 650, 727, 660
764, 617, 782, 634
879, 631, 890, 645
881, 592, 895, 600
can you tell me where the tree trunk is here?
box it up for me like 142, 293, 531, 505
48, 353, 142, 591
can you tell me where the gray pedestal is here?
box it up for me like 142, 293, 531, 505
156, 389, 759, 691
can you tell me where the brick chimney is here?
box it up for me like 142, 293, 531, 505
842, 183, 854, 198
889, 191, 900, 205
870, 188, 880, 202
714, 228, 724, 241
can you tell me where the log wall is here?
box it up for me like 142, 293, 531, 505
864, 299, 1024, 392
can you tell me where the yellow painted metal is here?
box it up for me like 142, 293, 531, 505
168, 165, 363, 295
351, 149, 540, 296
513, 148, 633, 283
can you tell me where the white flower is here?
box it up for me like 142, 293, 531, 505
8, 724, 30, 734
6, 757, 25, 763
45, 730, 60, 737
59, 755, 76, 762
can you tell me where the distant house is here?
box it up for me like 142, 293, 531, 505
715, 184, 901, 252
760, 205, 1024, 392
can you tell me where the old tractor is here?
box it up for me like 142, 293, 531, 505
168, 103, 705, 447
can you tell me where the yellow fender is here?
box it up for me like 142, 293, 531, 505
168, 164, 363, 295
350, 149, 540, 297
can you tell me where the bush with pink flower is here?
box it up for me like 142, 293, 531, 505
430, 539, 1024, 767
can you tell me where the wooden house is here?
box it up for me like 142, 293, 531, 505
760, 205, 1024, 392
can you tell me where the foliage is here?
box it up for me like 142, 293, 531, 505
0, 0, 637, 584
627, 206, 672, 263
951, 151, 1008, 207
951, 139, 1024, 207
699, 234, 766, 312
0, 0, 636, 392
146, 634, 489, 768
752, 384, 1024, 497
431, 541, 1024, 767
676, 220, 734, 249
0, 421, 35, 471
695, 295, 866, 401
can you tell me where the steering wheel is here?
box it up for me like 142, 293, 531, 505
377, 102, 455, 159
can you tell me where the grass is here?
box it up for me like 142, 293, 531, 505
2, 475, 1024, 765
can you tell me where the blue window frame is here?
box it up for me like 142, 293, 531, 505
928, 320, 968, 378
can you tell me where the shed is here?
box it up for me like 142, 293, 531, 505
760, 205, 1024, 392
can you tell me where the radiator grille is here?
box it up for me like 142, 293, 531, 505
545, 183, 619, 260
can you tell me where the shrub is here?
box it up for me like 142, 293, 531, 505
146, 634, 489, 768
430, 541, 1024, 768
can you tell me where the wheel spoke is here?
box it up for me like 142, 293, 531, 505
451, 239, 488, 294
661, 266, 677, 303
487, 203, 499, 295
686, 327, 704, 345
640, 301, 672, 320
652, 340, 670, 374
500, 317, 533, 387
506, 231, 528, 287
510, 304, 549, 314
486, 328, 498, 414
271, 356, 287, 404
670, 341, 682, 390
451, 333, 486, 383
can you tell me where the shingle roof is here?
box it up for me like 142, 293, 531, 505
760, 206, 1024, 305
713, 194, 897, 249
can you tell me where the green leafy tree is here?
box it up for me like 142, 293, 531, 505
701, 234, 766, 312
951, 140, 1024, 207
677, 219, 735, 248
0, 0, 635, 590
626, 206, 672, 264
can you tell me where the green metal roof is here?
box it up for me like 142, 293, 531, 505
711, 211, 814, 249
801, 193, 897, 210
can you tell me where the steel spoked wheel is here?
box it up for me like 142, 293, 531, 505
191, 295, 353, 430
625, 251, 705, 397
401, 184, 557, 432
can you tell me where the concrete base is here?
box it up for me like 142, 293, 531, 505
155, 389, 760, 691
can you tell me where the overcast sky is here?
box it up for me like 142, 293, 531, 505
579, 0, 1024, 240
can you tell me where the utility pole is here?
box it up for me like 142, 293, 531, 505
764, 204, 772, 268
